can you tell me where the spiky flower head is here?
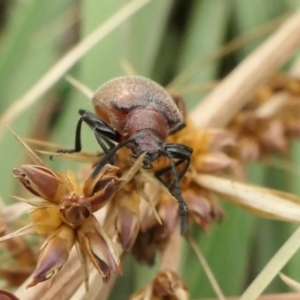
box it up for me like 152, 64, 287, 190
1, 164, 123, 289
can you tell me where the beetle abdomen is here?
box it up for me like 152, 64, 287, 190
92, 76, 182, 135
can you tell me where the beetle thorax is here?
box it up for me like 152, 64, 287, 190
124, 108, 169, 140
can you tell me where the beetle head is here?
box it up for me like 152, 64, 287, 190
127, 129, 163, 169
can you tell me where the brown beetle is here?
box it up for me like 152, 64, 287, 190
59, 76, 193, 234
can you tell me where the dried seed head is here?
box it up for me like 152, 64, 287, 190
228, 72, 300, 163
6, 163, 123, 289
130, 270, 189, 300
59, 195, 92, 228
153, 271, 189, 299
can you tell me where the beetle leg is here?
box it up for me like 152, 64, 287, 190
79, 109, 121, 142
168, 123, 186, 135
158, 144, 193, 235
57, 116, 84, 154
91, 139, 130, 178
159, 143, 193, 182
154, 158, 185, 187
160, 152, 187, 235
56, 110, 120, 156
93, 130, 115, 164
164, 143, 193, 158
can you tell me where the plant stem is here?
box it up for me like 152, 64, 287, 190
191, 9, 300, 128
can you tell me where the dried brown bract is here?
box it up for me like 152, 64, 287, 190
104, 148, 143, 251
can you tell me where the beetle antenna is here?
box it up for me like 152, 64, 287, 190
162, 150, 188, 235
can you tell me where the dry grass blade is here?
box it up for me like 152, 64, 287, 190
32, 5, 80, 47
203, 293, 300, 300
239, 226, 300, 300
194, 174, 300, 223
0, 195, 4, 210
81, 249, 90, 294
116, 153, 145, 191
139, 170, 178, 202
138, 170, 180, 224
1, 202, 31, 223
70, 268, 103, 300
38, 150, 100, 163
186, 234, 225, 300
94, 272, 118, 300
263, 157, 300, 176
10, 195, 50, 208
160, 223, 181, 272
168, 13, 288, 88
254, 92, 288, 118
119, 58, 136, 76
279, 273, 300, 293
0, 0, 150, 143
0, 224, 35, 242
8, 127, 46, 166
65, 75, 94, 99
291, 55, 300, 76
135, 182, 162, 225
191, 9, 300, 128
23, 138, 66, 149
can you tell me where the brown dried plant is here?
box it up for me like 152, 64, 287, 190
0, 131, 148, 291
0, 160, 125, 289
130, 270, 189, 300
227, 72, 300, 163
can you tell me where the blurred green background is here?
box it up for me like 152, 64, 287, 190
1, 0, 300, 298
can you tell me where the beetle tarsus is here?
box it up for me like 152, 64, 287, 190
179, 203, 187, 235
